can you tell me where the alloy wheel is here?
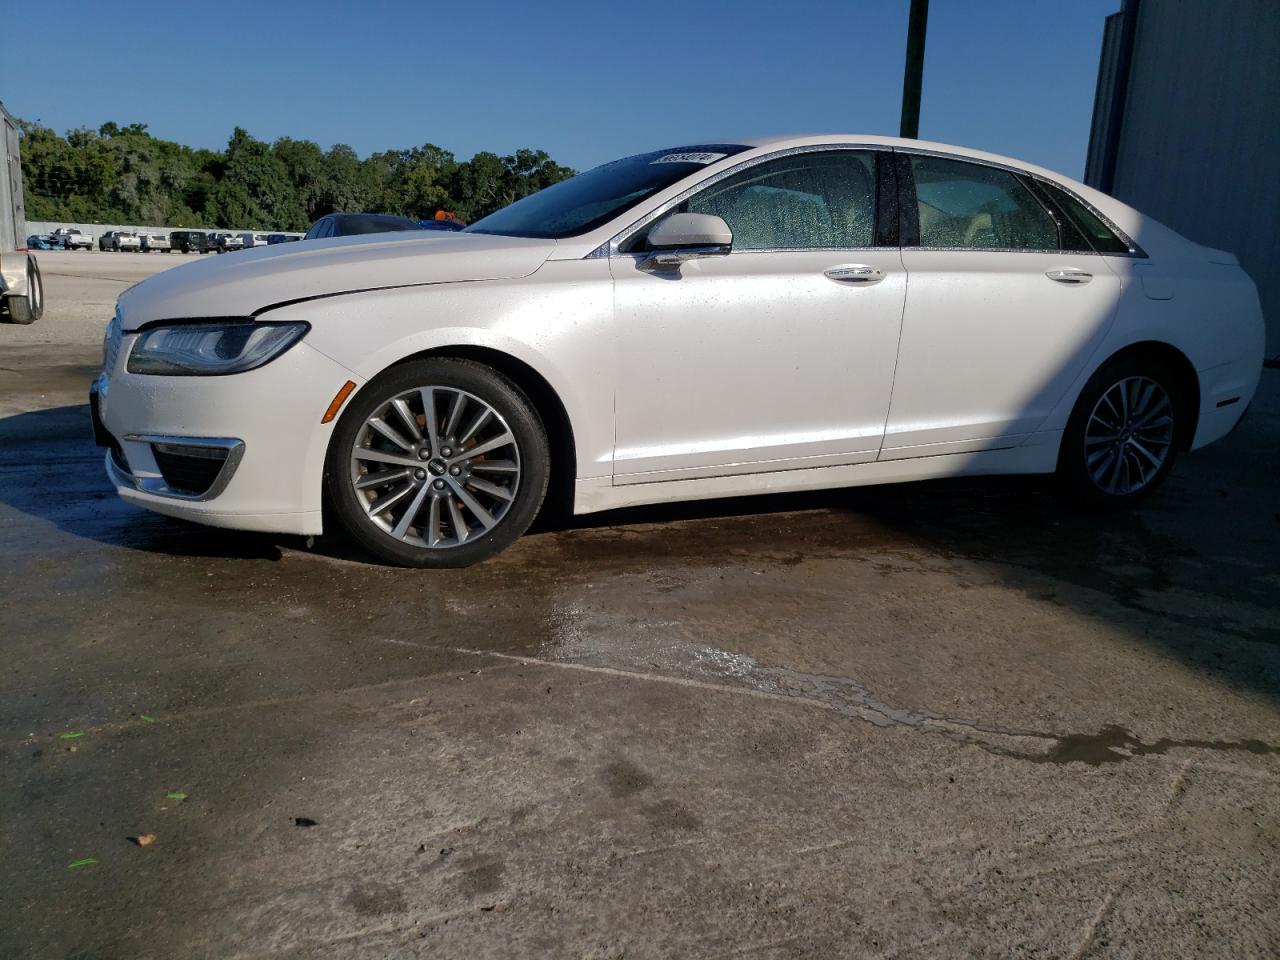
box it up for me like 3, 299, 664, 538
349, 386, 521, 548
1083, 375, 1174, 496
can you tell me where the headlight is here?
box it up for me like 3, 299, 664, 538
127, 321, 309, 375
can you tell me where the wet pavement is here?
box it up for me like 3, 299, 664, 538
2, 256, 1279, 958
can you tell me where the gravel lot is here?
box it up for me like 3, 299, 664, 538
2, 250, 1278, 958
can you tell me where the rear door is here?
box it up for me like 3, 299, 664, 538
881, 152, 1123, 459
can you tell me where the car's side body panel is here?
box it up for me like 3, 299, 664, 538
1030, 253, 1263, 452
97, 133, 1267, 536
882, 249, 1124, 459
609, 247, 906, 482
285, 258, 617, 484
573, 442, 1054, 515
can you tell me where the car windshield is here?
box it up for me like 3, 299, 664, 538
465, 145, 749, 239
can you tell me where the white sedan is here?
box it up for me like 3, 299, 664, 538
92, 135, 1265, 566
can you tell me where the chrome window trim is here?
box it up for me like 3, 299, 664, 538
589, 142, 1144, 259
900, 245, 1102, 256
625, 245, 885, 259
116, 434, 245, 502
1025, 172, 1147, 258
597, 143, 888, 258
895, 145, 1145, 258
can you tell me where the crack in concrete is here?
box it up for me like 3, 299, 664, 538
461, 645, 1280, 769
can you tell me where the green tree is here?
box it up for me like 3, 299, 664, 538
17, 115, 574, 230
207, 128, 306, 230
315, 144, 369, 217
273, 137, 327, 221
447, 151, 507, 222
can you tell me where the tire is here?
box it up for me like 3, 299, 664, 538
324, 358, 550, 568
1058, 355, 1184, 507
3, 257, 43, 325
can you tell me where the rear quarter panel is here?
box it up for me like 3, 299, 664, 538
1037, 210, 1264, 446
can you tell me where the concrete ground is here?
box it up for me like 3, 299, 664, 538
2, 251, 1278, 959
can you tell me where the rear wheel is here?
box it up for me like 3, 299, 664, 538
1059, 356, 1184, 506
3, 257, 43, 325
325, 358, 550, 567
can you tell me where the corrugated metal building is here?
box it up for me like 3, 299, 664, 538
1086, 0, 1280, 357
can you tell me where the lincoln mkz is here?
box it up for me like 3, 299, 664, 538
91, 135, 1265, 566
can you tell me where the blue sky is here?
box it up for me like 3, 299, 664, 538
5, 0, 1118, 177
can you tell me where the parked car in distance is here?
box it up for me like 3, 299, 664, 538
26, 234, 59, 250
266, 233, 301, 244
51, 228, 93, 251
99, 231, 141, 252
92, 134, 1266, 568
169, 230, 210, 254
239, 233, 270, 249
212, 232, 245, 254
140, 233, 171, 253
304, 213, 423, 240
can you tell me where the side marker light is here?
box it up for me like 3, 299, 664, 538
322, 380, 358, 424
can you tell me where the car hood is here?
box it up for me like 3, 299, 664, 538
116, 231, 557, 330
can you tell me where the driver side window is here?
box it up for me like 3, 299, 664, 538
683, 151, 876, 251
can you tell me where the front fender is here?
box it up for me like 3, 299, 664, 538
259, 264, 616, 481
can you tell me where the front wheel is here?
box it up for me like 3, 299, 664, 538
1058, 356, 1185, 506
324, 358, 550, 567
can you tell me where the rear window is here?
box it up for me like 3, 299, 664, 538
910, 155, 1058, 251
1038, 182, 1133, 255
339, 215, 421, 235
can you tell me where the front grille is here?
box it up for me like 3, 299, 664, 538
152, 443, 229, 496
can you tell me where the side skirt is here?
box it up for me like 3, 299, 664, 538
573, 437, 1061, 516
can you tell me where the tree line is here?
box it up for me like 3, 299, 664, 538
18, 119, 575, 230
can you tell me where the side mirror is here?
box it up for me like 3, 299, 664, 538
641, 213, 733, 271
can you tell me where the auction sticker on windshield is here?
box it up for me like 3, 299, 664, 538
650, 152, 728, 164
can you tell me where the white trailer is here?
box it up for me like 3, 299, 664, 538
0, 101, 43, 324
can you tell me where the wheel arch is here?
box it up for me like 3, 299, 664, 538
1086, 340, 1200, 450
376, 344, 578, 521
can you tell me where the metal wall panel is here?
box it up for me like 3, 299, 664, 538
1084, 12, 1125, 188
1104, 0, 1280, 354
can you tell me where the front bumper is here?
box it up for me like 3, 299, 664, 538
93, 336, 363, 536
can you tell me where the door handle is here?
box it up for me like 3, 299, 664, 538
824, 264, 885, 284
1046, 268, 1093, 285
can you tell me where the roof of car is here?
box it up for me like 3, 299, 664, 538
728, 133, 1076, 183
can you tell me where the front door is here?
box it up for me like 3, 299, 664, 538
611, 149, 905, 483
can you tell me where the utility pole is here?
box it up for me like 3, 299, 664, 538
899, 0, 929, 139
